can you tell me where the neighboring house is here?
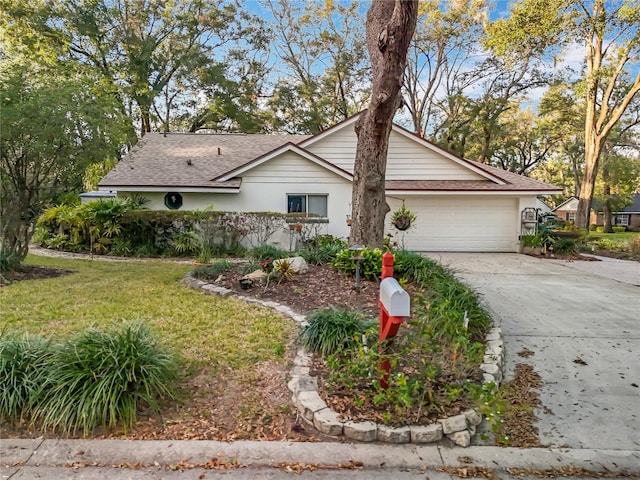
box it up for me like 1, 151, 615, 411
536, 197, 552, 216
99, 114, 562, 252
552, 196, 579, 223
592, 193, 640, 229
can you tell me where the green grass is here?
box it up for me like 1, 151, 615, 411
586, 231, 639, 241
1, 255, 293, 372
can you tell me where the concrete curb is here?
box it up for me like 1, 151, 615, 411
3, 439, 639, 474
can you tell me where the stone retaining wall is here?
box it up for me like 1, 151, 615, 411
181, 273, 505, 447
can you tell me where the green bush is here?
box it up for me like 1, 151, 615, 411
596, 226, 605, 233
630, 237, 640, 255
31, 321, 180, 434
250, 244, 289, 262
520, 234, 542, 248
302, 307, 374, 357
0, 335, 53, 421
612, 226, 626, 233
192, 260, 233, 280
392, 249, 429, 279
299, 243, 343, 266
0, 249, 21, 272
553, 238, 576, 255
589, 223, 598, 231
331, 247, 382, 280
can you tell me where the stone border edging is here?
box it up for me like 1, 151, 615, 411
180, 272, 504, 447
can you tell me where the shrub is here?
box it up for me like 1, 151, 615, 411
250, 244, 289, 262
0, 335, 53, 420
302, 307, 374, 357
553, 238, 576, 255
0, 249, 21, 272
393, 250, 429, 279
331, 247, 382, 280
31, 321, 180, 434
596, 226, 605, 233
612, 226, 626, 233
594, 238, 625, 251
589, 223, 598, 231
629, 236, 640, 256
299, 243, 343, 266
520, 234, 542, 248
192, 260, 233, 280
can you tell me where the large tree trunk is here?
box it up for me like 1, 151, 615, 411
576, 134, 602, 230
350, 0, 418, 248
575, 0, 640, 230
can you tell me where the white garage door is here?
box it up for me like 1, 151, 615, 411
396, 196, 519, 252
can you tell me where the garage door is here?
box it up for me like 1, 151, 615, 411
394, 196, 519, 252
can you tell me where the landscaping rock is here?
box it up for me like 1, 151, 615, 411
439, 414, 467, 434
290, 366, 310, 377
447, 430, 471, 447
274, 256, 308, 274
343, 421, 377, 442
377, 425, 411, 443
485, 332, 501, 341
464, 409, 483, 427
483, 373, 496, 384
243, 269, 266, 282
295, 391, 327, 422
481, 363, 502, 383
410, 424, 443, 444
293, 349, 312, 366
287, 376, 317, 394
313, 408, 344, 436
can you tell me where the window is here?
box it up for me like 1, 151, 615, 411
567, 212, 576, 222
164, 192, 183, 210
614, 214, 629, 226
287, 194, 327, 217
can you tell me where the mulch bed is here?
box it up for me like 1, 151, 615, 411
0, 265, 75, 286
215, 264, 382, 317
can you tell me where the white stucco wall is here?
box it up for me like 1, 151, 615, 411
117, 151, 354, 244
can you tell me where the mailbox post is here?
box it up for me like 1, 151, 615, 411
378, 251, 410, 388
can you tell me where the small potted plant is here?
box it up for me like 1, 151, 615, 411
520, 234, 542, 255
390, 203, 416, 231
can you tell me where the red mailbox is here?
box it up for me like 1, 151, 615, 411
378, 251, 410, 388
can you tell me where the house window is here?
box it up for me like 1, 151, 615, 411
164, 192, 183, 210
567, 212, 576, 222
615, 214, 629, 226
287, 194, 328, 217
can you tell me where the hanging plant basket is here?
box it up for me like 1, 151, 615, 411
393, 215, 412, 231
390, 203, 417, 231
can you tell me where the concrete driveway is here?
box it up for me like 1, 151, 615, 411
424, 253, 640, 450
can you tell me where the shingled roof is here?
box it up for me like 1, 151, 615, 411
99, 132, 310, 189
99, 126, 560, 194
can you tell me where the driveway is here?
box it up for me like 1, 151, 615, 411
424, 253, 640, 450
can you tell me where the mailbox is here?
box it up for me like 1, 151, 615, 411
379, 277, 410, 317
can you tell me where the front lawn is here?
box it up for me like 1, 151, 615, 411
586, 231, 640, 241
1, 254, 297, 440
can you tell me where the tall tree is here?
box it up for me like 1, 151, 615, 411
49, 0, 259, 136
350, 0, 418, 248
573, 0, 640, 229
263, 0, 370, 133
0, 62, 132, 261
403, 0, 487, 137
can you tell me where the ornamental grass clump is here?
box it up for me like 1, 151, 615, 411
31, 321, 180, 435
0, 334, 53, 421
302, 307, 374, 357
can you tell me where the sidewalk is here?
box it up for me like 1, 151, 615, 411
2, 438, 639, 479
